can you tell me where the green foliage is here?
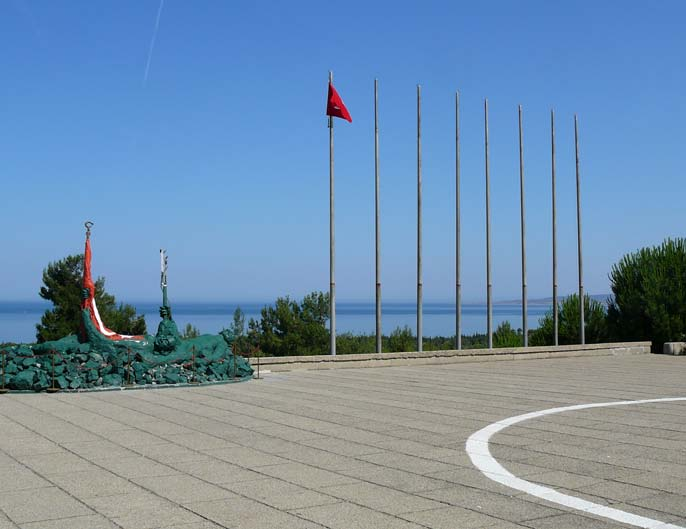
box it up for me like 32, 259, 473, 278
181, 323, 200, 339
35, 254, 147, 343
229, 307, 251, 355
493, 321, 523, 348
230, 307, 245, 337
529, 294, 608, 346
248, 292, 330, 356
387, 325, 416, 352
607, 238, 686, 352
336, 329, 488, 354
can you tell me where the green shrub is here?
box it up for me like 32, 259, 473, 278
608, 238, 686, 353
493, 321, 522, 348
247, 291, 329, 356
530, 294, 608, 346
387, 326, 416, 352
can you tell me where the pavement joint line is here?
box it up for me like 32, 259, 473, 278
0, 398, 239, 529
1, 356, 684, 528
0, 410, 124, 528
89, 388, 574, 528
225, 367, 680, 427
177, 376, 686, 479
79, 393, 450, 529
466, 397, 686, 529
76, 392, 446, 529
91, 381, 579, 527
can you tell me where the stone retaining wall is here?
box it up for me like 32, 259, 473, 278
256, 342, 651, 372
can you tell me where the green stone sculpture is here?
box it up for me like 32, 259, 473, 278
0, 224, 253, 392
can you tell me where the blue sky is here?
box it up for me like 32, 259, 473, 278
1, 0, 684, 304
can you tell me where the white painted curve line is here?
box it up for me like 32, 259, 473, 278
466, 397, 686, 529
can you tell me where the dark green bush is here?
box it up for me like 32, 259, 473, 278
493, 321, 523, 348
607, 238, 686, 353
530, 294, 608, 346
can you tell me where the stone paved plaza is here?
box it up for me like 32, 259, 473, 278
0, 354, 684, 529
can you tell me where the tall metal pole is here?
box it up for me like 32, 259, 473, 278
329, 71, 336, 356
575, 114, 585, 344
416, 85, 423, 352
518, 105, 527, 347
374, 79, 382, 354
455, 91, 462, 350
484, 99, 493, 349
551, 110, 558, 346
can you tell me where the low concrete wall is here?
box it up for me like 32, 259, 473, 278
256, 342, 651, 372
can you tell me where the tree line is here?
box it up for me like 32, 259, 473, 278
21, 238, 686, 356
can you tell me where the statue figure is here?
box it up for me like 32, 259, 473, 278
0, 223, 253, 391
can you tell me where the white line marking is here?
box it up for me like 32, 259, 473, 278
466, 397, 686, 529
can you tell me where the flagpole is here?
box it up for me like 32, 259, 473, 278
551, 110, 558, 346
417, 84, 423, 353
329, 71, 336, 356
518, 105, 528, 347
575, 114, 585, 345
455, 91, 461, 350
374, 79, 382, 354
485, 98, 492, 349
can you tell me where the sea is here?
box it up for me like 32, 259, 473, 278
0, 300, 554, 344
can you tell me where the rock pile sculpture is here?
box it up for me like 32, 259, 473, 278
0, 223, 252, 392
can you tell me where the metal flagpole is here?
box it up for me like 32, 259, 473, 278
455, 91, 462, 350
417, 84, 423, 353
575, 114, 585, 344
551, 110, 558, 346
329, 71, 336, 356
374, 79, 382, 354
518, 105, 528, 347
485, 99, 492, 349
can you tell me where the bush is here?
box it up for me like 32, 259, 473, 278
530, 294, 608, 346
608, 238, 686, 352
248, 291, 329, 356
387, 326, 416, 352
493, 321, 522, 348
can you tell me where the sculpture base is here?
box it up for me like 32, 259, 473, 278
0, 388, 8, 394
46, 387, 60, 393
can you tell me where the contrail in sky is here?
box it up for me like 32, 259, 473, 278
143, 0, 165, 87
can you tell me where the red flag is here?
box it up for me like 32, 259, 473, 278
326, 82, 352, 122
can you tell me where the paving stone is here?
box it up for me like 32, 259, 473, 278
292, 501, 427, 528
49, 469, 143, 498
0, 467, 51, 493
399, 505, 515, 529
340, 464, 459, 493
576, 480, 663, 502
258, 462, 358, 488
627, 491, 686, 517
187, 496, 323, 528
92, 456, 180, 479
203, 446, 289, 468
84, 491, 173, 518
19, 514, 119, 529
226, 477, 340, 510
16, 452, 97, 475
0, 355, 683, 529
133, 474, 236, 504
0, 487, 92, 524
111, 505, 209, 529
170, 458, 264, 485
420, 486, 566, 522
519, 512, 635, 528
320, 480, 447, 514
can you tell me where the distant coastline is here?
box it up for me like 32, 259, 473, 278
0, 300, 557, 344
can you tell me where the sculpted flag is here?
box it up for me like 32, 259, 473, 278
326, 82, 352, 122
82, 233, 144, 341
